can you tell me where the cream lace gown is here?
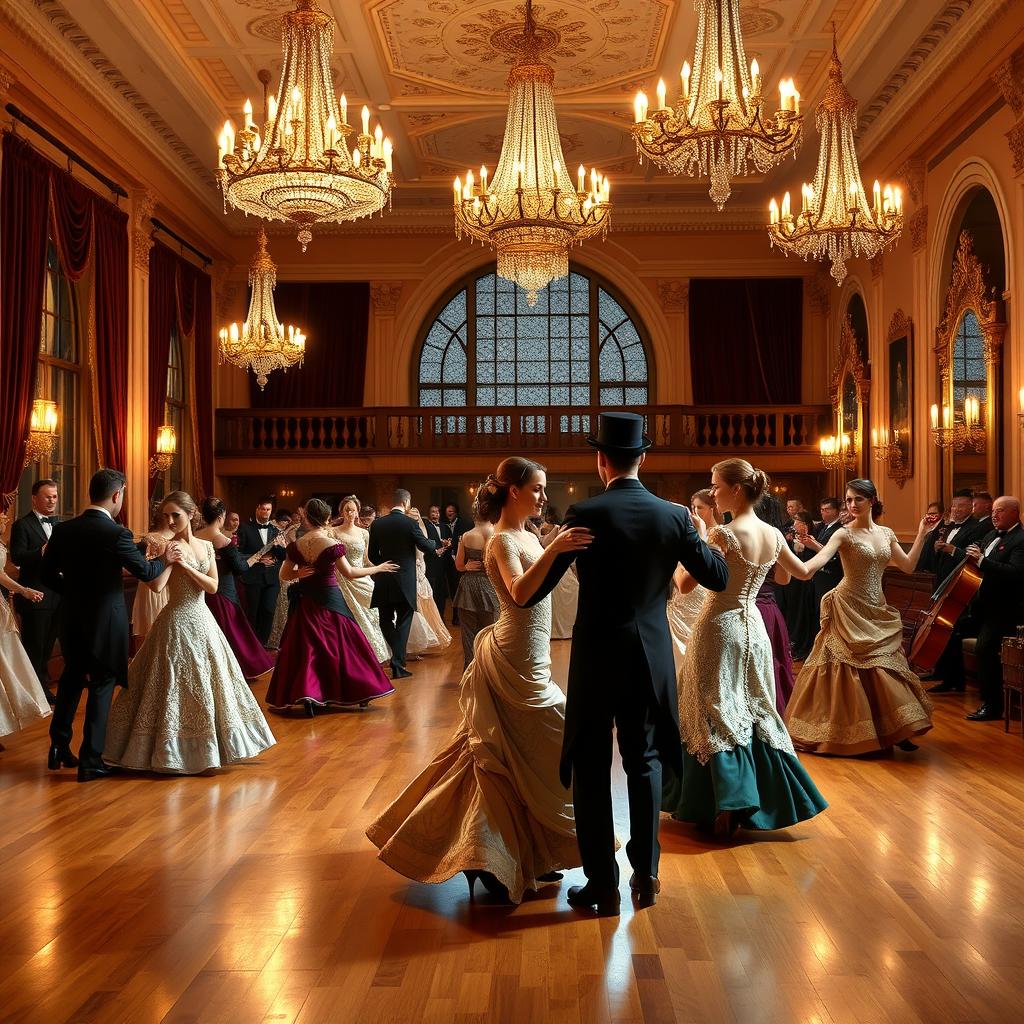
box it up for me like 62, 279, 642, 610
333, 530, 392, 664
367, 532, 580, 903
549, 565, 579, 640
407, 548, 452, 656
0, 543, 51, 738
104, 541, 276, 774
664, 525, 827, 831
666, 580, 707, 670
785, 527, 934, 755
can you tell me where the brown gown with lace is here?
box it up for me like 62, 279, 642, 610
784, 526, 933, 755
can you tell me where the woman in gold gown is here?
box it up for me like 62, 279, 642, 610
779, 479, 934, 755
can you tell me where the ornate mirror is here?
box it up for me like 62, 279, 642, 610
831, 313, 869, 478
934, 232, 1005, 497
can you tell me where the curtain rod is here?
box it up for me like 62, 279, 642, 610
5, 103, 128, 198
151, 218, 213, 268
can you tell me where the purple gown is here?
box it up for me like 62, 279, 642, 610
205, 543, 275, 680
266, 542, 395, 710
755, 578, 795, 715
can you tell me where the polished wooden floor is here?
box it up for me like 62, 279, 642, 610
2, 638, 1023, 1024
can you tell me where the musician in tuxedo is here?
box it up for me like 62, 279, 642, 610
798, 497, 845, 614
368, 489, 443, 679
932, 496, 1024, 720
970, 491, 993, 537
40, 469, 176, 781
914, 502, 945, 574
237, 497, 286, 646
524, 413, 729, 914
8, 478, 61, 703
441, 502, 472, 623
930, 490, 983, 586
423, 505, 449, 617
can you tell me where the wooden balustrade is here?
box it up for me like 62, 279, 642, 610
216, 405, 832, 458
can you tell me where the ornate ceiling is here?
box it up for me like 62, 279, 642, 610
1, 0, 992, 232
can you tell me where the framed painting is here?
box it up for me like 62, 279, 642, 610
887, 311, 913, 485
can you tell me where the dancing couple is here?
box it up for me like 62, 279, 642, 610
369, 413, 746, 914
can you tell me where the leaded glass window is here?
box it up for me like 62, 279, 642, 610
952, 310, 986, 412
417, 268, 649, 411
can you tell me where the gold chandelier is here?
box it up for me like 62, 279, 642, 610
216, 0, 393, 251
219, 227, 306, 391
632, 0, 802, 209
453, 0, 611, 307
767, 35, 903, 284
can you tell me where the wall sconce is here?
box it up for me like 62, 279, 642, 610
149, 424, 177, 476
278, 487, 296, 499
468, 482, 478, 498
819, 433, 856, 471
24, 398, 59, 466
567, 481, 576, 496
929, 399, 985, 452
771, 483, 788, 496
872, 426, 907, 486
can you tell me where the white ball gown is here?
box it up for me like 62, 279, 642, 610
0, 543, 51, 738
331, 529, 391, 664
406, 548, 452, 657
549, 564, 579, 640
104, 540, 276, 774
367, 532, 580, 903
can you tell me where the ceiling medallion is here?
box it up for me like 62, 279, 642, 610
452, 0, 611, 306
216, 0, 394, 251
631, 0, 802, 209
218, 227, 306, 390
767, 33, 903, 285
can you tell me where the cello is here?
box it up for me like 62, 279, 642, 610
908, 559, 983, 672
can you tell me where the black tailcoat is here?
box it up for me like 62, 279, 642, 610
368, 510, 439, 610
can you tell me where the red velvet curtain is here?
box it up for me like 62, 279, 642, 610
48, 172, 95, 278
0, 134, 50, 508
689, 278, 803, 404
249, 281, 369, 407
148, 244, 178, 497
193, 273, 213, 498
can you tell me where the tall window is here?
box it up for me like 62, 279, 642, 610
417, 268, 649, 410
163, 327, 186, 495
19, 242, 82, 512
952, 310, 986, 413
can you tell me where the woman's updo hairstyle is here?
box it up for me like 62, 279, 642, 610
475, 456, 546, 524
711, 458, 769, 503
200, 496, 226, 525
160, 490, 199, 525
847, 478, 884, 520
337, 494, 360, 519
304, 497, 332, 528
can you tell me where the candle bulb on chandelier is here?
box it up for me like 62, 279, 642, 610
383, 137, 393, 172
779, 80, 789, 111
633, 91, 647, 123
268, 94, 277, 123
894, 187, 903, 214
681, 61, 691, 102
781, 191, 791, 219
340, 93, 348, 127
715, 66, 724, 101
657, 78, 667, 110
516, 162, 524, 190
943, 404, 951, 429
480, 165, 488, 193
223, 120, 234, 156
873, 179, 881, 216
750, 58, 760, 95
326, 114, 337, 151
352, 147, 361, 168
454, 176, 461, 204
291, 86, 302, 117
930, 404, 938, 430
361, 105, 370, 136
244, 99, 254, 130
769, 197, 779, 225
793, 85, 801, 115
577, 164, 586, 194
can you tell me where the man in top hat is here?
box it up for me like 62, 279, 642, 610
525, 411, 729, 915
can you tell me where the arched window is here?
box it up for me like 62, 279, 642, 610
952, 310, 986, 416
417, 268, 650, 410
19, 241, 83, 511
162, 327, 186, 495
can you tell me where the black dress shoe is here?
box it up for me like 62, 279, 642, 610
966, 704, 1003, 722
392, 668, 413, 680
628, 873, 661, 908
927, 682, 964, 694
567, 883, 620, 917
47, 745, 79, 770
77, 763, 123, 783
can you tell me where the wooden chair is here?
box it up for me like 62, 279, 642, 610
1001, 638, 1024, 737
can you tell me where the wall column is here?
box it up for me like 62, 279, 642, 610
127, 188, 154, 531
366, 282, 404, 406
655, 280, 689, 403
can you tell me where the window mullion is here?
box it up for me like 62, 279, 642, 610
589, 275, 598, 406
467, 278, 476, 408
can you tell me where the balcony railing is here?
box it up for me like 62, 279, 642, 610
216, 405, 832, 457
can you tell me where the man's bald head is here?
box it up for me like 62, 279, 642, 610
991, 496, 1021, 531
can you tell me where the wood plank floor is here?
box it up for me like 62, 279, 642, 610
2, 637, 1023, 1024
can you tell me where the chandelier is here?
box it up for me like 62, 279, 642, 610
767, 35, 903, 284
929, 398, 985, 453
216, 0, 393, 251
819, 432, 856, 472
219, 227, 306, 391
453, 0, 611, 306
631, 0, 802, 209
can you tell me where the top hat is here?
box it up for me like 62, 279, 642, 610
586, 411, 652, 454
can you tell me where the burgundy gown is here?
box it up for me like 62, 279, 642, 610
755, 578, 795, 715
205, 543, 275, 680
266, 542, 395, 710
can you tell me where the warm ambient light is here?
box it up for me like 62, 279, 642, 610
24, 398, 59, 466
150, 424, 177, 475
930, 398, 985, 452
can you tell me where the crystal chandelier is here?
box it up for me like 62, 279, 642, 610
219, 227, 306, 391
767, 35, 903, 285
631, 0, 802, 209
453, 0, 611, 306
929, 398, 985, 453
216, 0, 394, 251
819, 432, 856, 471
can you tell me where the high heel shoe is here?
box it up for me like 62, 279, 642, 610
463, 870, 510, 901
537, 871, 563, 883
896, 739, 919, 751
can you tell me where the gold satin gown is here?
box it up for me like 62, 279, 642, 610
785, 527, 933, 755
